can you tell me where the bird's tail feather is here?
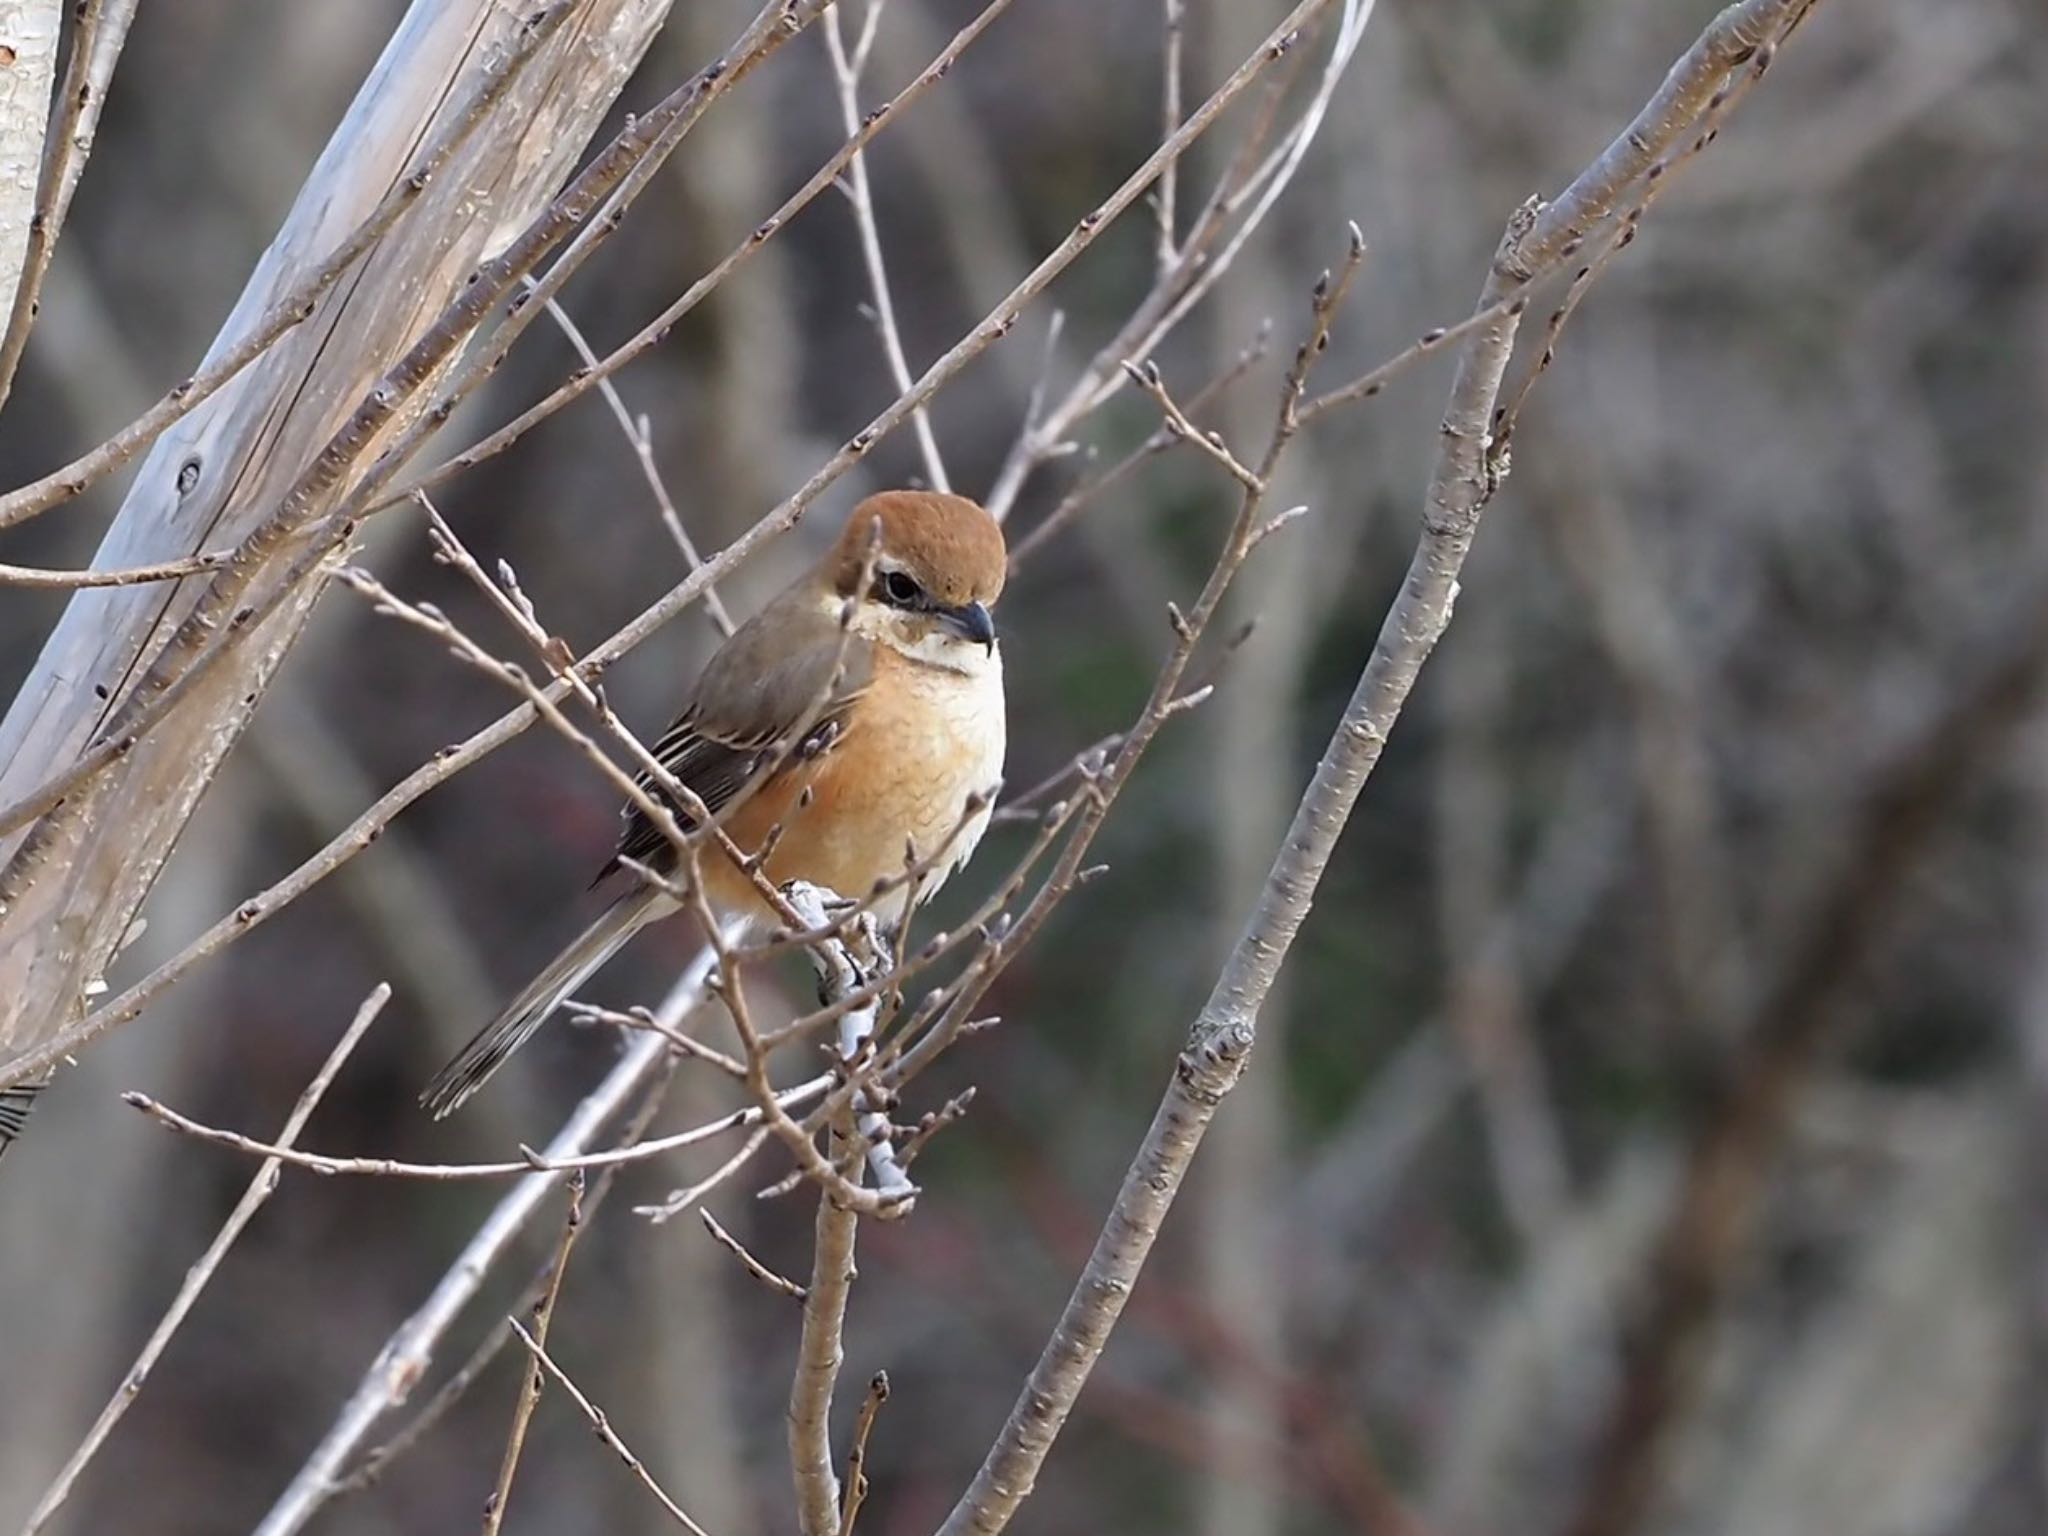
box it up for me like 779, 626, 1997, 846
421, 891, 661, 1119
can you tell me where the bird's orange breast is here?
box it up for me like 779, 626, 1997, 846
705, 643, 1005, 925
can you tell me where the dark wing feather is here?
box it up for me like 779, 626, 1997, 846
596, 588, 872, 884
0, 1078, 45, 1152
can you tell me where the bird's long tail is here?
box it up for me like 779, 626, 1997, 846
421, 889, 664, 1119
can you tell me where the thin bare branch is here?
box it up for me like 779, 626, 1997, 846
124, 1071, 831, 1182
44, 0, 135, 230
823, 3, 950, 492
21, 984, 393, 1536
1007, 323, 1271, 568
328, 1065, 681, 1500
837, 1372, 890, 1536
1121, 357, 1265, 492
538, 291, 736, 635
250, 942, 737, 1536
0, 0, 89, 416
509, 1320, 714, 1535
935, 4, 1825, 1528
1298, 291, 1530, 425
981, 0, 1375, 523
481, 1172, 585, 1536
398, 0, 1019, 507
0, 549, 229, 589
700, 1208, 807, 1300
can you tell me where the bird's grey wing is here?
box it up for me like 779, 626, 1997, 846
598, 594, 872, 883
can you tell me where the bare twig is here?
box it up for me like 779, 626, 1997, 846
700, 1208, 807, 1300
481, 1172, 585, 1536
1298, 291, 1533, 425
896, 1087, 976, 1165
1490, 32, 1778, 461
42, 0, 136, 231
509, 1320, 713, 1534
250, 942, 737, 1536
837, 1372, 891, 1536
1121, 358, 1265, 492
538, 291, 736, 635
823, 2, 950, 492
981, 0, 1375, 522
1007, 324, 1272, 568
21, 984, 393, 1536
565, 1001, 748, 1078
639, 1124, 779, 1225
125, 1071, 832, 1182
329, 1068, 681, 1499
0, 549, 230, 589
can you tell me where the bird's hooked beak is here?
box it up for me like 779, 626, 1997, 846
940, 599, 996, 652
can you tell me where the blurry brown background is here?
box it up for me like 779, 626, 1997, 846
1, 1, 2039, 1532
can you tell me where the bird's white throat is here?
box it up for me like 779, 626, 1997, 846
884, 626, 1001, 677
838, 596, 1003, 679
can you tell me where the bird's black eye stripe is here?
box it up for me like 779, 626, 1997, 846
878, 569, 924, 607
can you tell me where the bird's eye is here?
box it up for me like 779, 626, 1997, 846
881, 569, 922, 606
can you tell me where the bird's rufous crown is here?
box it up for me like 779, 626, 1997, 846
829, 490, 1007, 608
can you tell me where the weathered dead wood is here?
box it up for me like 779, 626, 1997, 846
0, 2, 60, 355
0, 0, 673, 1072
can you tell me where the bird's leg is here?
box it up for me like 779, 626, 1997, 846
782, 880, 916, 1211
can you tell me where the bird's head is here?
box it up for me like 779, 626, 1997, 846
829, 490, 1007, 670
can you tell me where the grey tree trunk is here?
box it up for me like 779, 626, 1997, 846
0, 2, 59, 336
0, 0, 672, 1077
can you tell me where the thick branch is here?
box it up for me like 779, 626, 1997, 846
937, 3, 1824, 1526
791, 1118, 861, 1535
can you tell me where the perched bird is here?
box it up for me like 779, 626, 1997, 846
421, 490, 1008, 1118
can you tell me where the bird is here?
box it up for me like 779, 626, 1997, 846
420, 489, 1008, 1119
